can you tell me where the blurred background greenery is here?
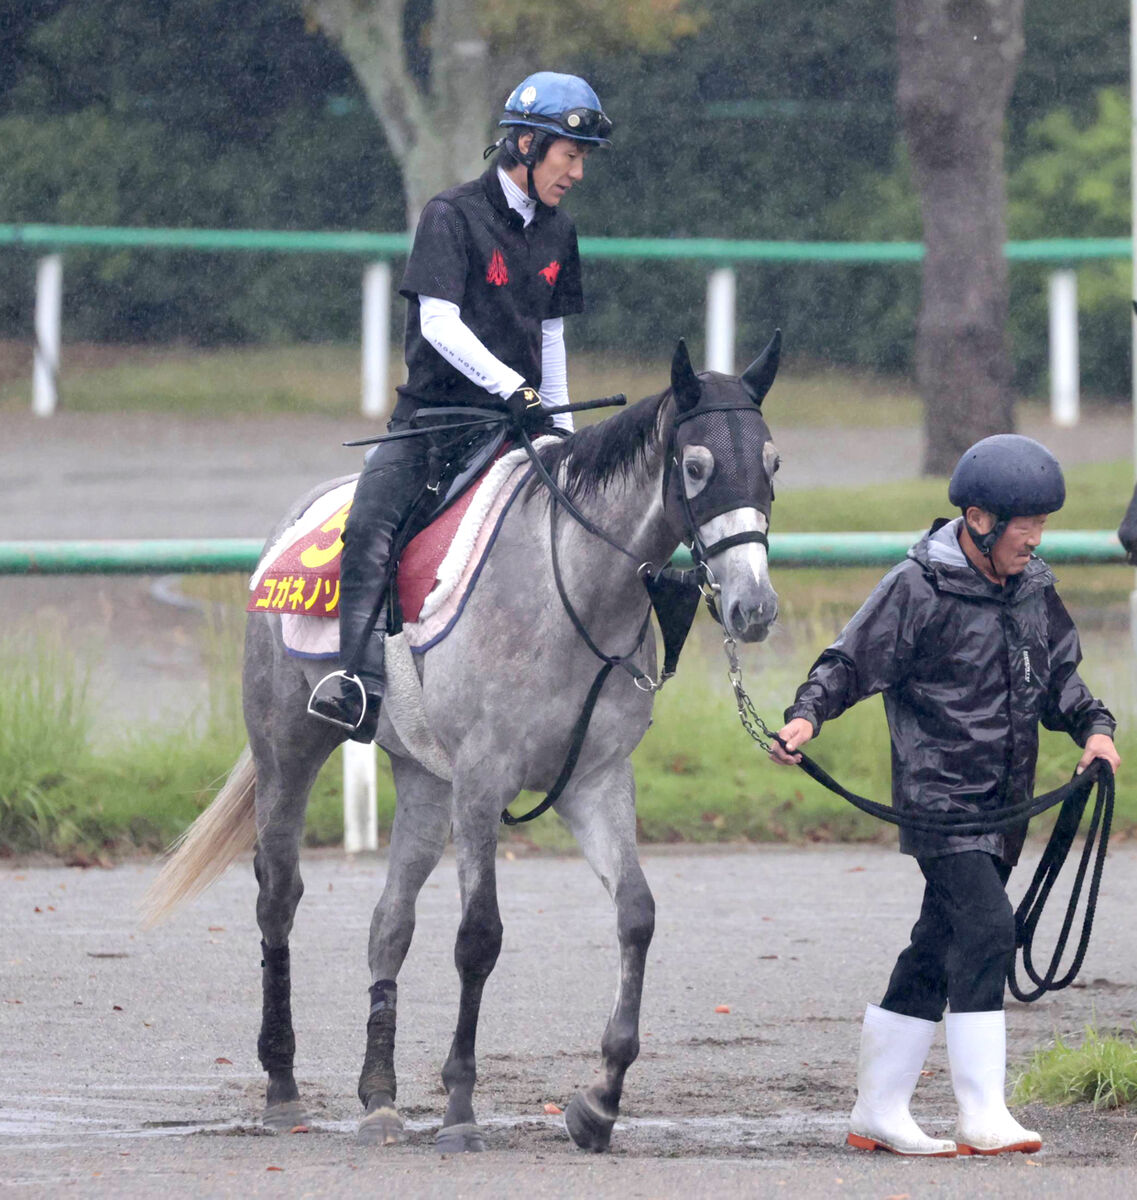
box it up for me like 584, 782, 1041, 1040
0, 0, 1131, 398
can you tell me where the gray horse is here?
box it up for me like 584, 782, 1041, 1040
143, 336, 782, 1152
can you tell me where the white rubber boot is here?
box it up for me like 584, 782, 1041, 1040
945, 1010, 1042, 1155
847, 1004, 957, 1156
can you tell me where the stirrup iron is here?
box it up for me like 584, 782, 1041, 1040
308, 669, 368, 733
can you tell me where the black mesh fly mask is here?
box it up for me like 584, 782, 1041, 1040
662, 334, 781, 573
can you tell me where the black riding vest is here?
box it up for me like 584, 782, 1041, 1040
395, 168, 583, 419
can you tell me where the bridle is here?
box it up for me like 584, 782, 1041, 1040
663, 400, 774, 618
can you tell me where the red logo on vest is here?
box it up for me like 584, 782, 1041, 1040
539, 260, 561, 287
486, 249, 509, 286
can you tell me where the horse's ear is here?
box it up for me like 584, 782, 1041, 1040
671, 338, 701, 413
741, 329, 782, 408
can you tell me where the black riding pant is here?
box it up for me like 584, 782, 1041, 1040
339, 417, 434, 679
880, 851, 1015, 1022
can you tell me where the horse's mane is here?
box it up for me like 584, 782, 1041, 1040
530, 389, 670, 504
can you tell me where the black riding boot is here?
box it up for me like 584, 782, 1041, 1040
308, 432, 427, 742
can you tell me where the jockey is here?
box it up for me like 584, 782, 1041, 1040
308, 72, 612, 742
771, 435, 1119, 1158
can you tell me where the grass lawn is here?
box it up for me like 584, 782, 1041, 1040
1, 339, 932, 425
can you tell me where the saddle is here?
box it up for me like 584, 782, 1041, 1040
247, 427, 532, 646
386, 426, 510, 630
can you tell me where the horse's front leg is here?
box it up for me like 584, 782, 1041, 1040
556, 759, 655, 1151
436, 794, 505, 1153
357, 757, 452, 1146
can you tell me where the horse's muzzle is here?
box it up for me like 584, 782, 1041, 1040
725, 586, 778, 643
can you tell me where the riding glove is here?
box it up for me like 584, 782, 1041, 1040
504, 385, 547, 433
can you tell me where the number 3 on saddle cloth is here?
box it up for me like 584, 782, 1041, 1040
247, 434, 553, 659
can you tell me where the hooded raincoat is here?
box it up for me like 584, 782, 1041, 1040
786, 517, 1115, 864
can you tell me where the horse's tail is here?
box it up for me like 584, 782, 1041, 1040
139, 746, 258, 928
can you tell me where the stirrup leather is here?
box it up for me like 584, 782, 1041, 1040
308, 669, 369, 733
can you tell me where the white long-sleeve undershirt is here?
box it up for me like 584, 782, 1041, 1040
412, 165, 575, 433
418, 299, 574, 433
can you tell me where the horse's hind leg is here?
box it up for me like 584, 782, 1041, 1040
555, 759, 655, 1151
247, 631, 342, 1129
356, 756, 453, 1146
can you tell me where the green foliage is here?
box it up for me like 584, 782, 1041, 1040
0, 0, 1132, 391
0, 343, 367, 416
483, 0, 704, 57
775, 457, 1136, 534
6, 535, 1137, 857
0, 0, 403, 345
629, 662, 889, 845
1013, 1026, 1137, 1109
1007, 87, 1131, 396
0, 601, 349, 855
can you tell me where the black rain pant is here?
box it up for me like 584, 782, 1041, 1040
880, 850, 1015, 1022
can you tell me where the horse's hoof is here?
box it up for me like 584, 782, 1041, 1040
262, 1099, 309, 1132
357, 1103, 405, 1146
435, 1121, 486, 1154
565, 1092, 615, 1152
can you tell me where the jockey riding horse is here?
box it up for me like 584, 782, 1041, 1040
309, 72, 613, 743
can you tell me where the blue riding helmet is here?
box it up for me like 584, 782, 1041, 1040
949, 434, 1065, 556
499, 72, 613, 149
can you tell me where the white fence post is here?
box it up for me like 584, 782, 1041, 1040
342, 741, 379, 853
705, 267, 736, 373
1048, 269, 1079, 427
33, 254, 63, 417
700, 267, 738, 374
362, 261, 391, 420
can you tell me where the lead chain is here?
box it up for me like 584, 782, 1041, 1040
721, 631, 782, 755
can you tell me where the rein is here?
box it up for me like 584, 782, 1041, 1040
719, 631, 1114, 1003
502, 419, 689, 826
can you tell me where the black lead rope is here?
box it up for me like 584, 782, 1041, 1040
795, 752, 1113, 1004
724, 638, 1115, 1002
1008, 763, 1112, 1002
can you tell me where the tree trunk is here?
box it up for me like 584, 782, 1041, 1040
310, 0, 495, 229
896, 0, 1024, 474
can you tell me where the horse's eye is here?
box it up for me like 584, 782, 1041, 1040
685, 461, 704, 481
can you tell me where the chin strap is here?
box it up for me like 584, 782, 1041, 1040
964, 513, 1007, 558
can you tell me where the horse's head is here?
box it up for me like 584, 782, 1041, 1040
664, 333, 781, 642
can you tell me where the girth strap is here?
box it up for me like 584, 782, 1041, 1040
501, 495, 654, 826
501, 662, 615, 826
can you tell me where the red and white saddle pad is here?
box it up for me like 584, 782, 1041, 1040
247, 442, 548, 658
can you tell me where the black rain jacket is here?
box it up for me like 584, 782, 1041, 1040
786, 517, 1115, 865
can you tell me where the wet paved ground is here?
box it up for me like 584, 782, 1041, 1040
3, 844, 1137, 1197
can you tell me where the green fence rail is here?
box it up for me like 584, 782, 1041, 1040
0, 223, 1130, 264
0, 531, 1124, 576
